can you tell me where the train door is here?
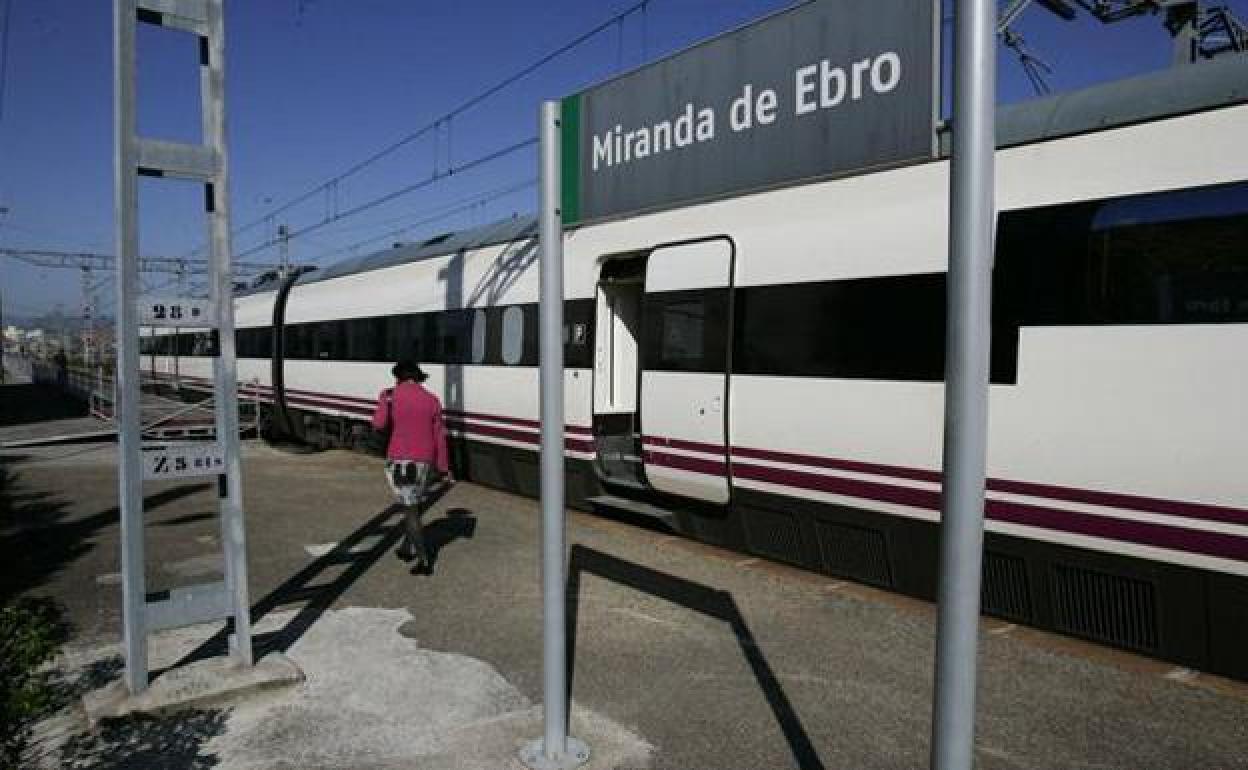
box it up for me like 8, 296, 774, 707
592, 254, 648, 489
639, 237, 734, 504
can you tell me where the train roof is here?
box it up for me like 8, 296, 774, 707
306, 214, 538, 285
235, 215, 539, 296
966, 55, 1248, 154
260, 56, 1248, 291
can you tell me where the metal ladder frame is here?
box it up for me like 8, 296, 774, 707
114, 0, 253, 694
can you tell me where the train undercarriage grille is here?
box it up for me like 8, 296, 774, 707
815, 520, 893, 588
1050, 563, 1160, 653
981, 551, 1032, 623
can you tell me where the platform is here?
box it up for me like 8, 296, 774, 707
4, 436, 1248, 768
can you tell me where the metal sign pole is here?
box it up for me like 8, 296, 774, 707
930, 0, 997, 767
113, 0, 148, 695
520, 100, 589, 770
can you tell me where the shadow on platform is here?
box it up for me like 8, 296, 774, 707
58, 707, 227, 769
566, 545, 827, 770
0, 463, 209, 604
0, 383, 87, 428
175, 481, 470, 668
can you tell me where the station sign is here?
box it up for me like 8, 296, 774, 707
139, 296, 216, 328
142, 442, 226, 481
561, 0, 937, 225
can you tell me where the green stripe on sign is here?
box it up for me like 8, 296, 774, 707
560, 94, 581, 226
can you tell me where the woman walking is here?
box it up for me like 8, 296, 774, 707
371, 360, 450, 570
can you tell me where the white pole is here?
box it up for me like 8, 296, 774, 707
930, 0, 997, 767
520, 100, 589, 770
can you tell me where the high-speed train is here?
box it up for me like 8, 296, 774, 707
143, 59, 1248, 680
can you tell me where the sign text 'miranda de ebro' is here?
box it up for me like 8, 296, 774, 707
560, 0, 937, 225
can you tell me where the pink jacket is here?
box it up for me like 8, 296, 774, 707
371, 381, 449, 472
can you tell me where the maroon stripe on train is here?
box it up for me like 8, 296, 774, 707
281, 384, 374, 406
189, 377, 595, 437
164, 373, 1248, 527
643, 450, 729, 478
641, 435, 728, 456
445, 418, 596, 454
270, 388, 595, 441
277, 390, 369, 413
266, 382, 598, 437
732, 444, 941, 484
444, 416, 595, 445
274, 383, 596, 437
565, 437, 596, 453
285, 393, 372, 416
986, 498, 1248, 562
984, 478, 1248, 527
733, 461, 940, 510
445, 418, 536, 446
447, 410, 594, 437
731, 443, 1247, 525
732, 461, 1248, 562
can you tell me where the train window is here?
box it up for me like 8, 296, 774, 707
235, 329, 252, 358
644, 289, 728, 372
288, 324, 311, 359
734, 276, 949, 381
309, 321, 342, 360
471, 309, 487, 364
256, 327, 274, 358
995, 180, 1248, 327
244, 327, 268, 358
502, 306, 524, 364
345, 317, 385, 361
191, 330, 218, 357
430, 309, 475, 364
1092, 182, 1248, 323
386, 314, 424, 362
178, 332, 197, 357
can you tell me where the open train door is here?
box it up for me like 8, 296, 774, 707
640, 237, 734, 504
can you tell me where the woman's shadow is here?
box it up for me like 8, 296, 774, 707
412, 508, 477, 575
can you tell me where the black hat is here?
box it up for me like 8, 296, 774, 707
391, 360, 427, 382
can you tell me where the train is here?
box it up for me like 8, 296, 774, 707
142, 57, 1248, 680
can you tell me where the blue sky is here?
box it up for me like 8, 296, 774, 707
1, 0, 1245, 322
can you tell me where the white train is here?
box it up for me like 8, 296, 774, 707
144, 58, 1248, 680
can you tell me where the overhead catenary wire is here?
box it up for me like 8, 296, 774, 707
234, 135, 537, 260
271, 176, 529, 242
302, 177, 537, 265
217, 0, 653, 254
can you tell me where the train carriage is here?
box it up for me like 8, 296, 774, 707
143, 58, 1248, 680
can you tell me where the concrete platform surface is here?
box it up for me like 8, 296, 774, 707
4, 438, 1248, 769
34, 605, 649, 770
81, 652, 304, 726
